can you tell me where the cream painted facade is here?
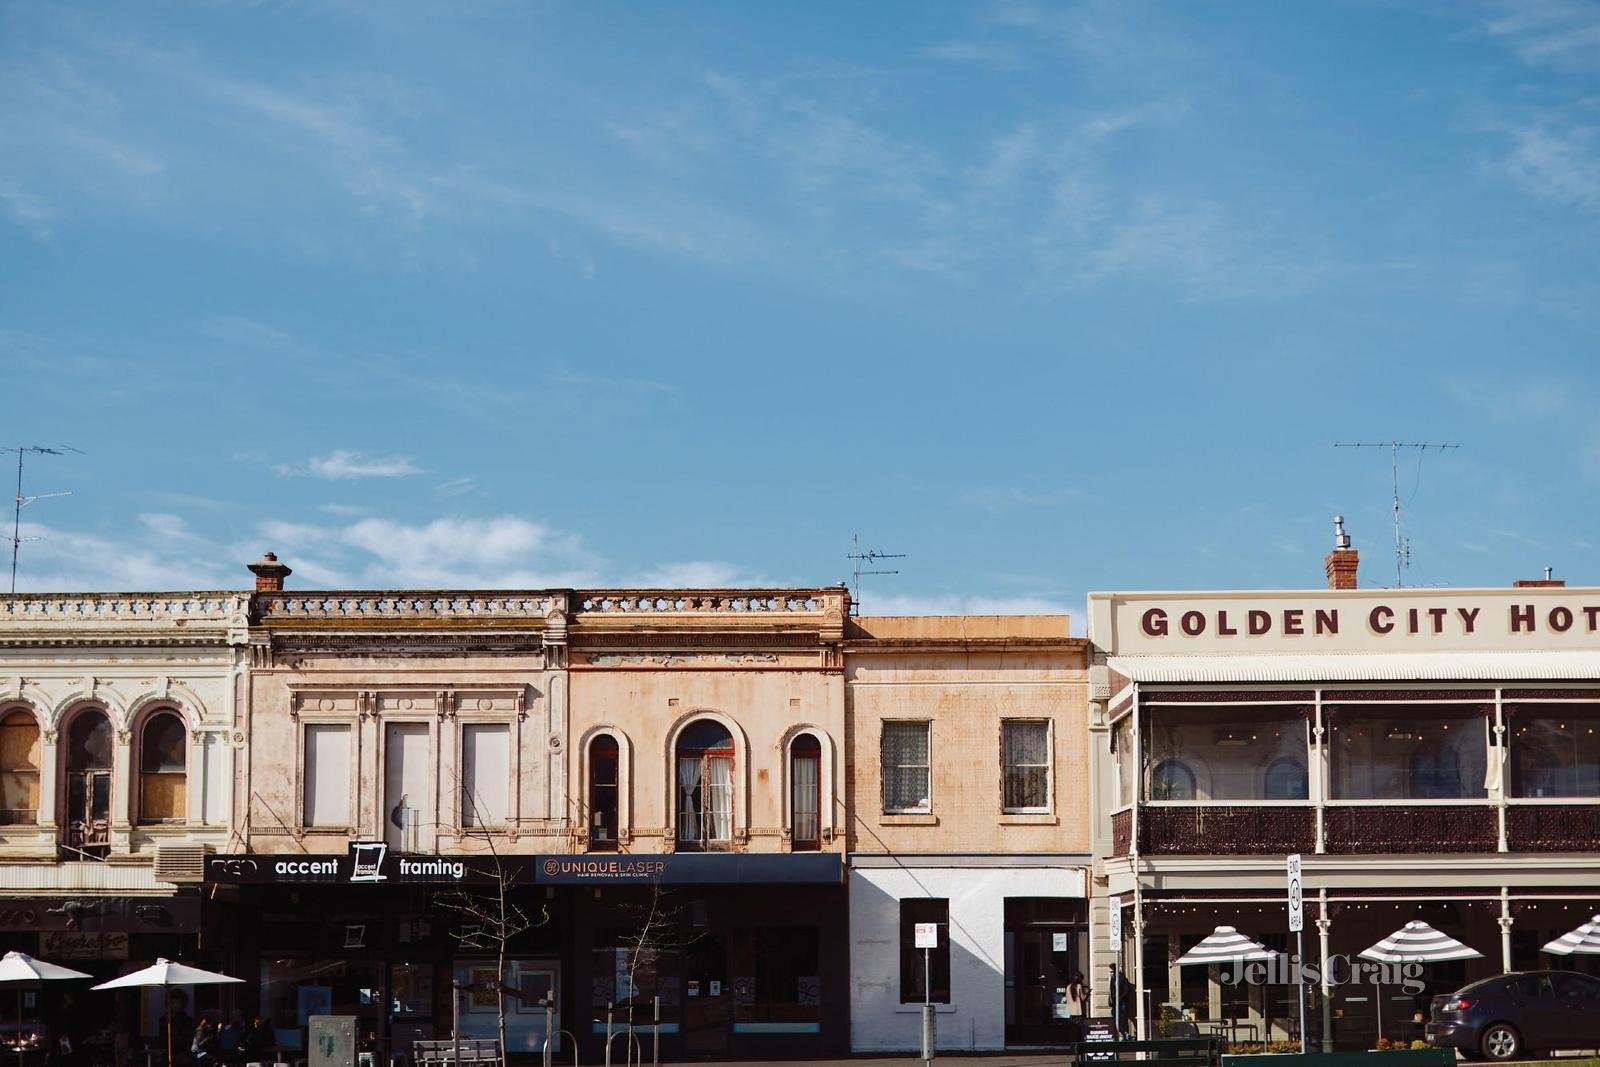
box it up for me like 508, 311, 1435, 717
0, 592, 246, 889
1087, 582, 1600, 1049
565, 589, 849, 855
241, 591, 568, 854
844, 615, 1092, 1052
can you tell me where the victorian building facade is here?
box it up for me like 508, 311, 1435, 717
0, 589, 248, 1049
214, 568, 855, 1063
844, 614, 1091, 1053
1088, 535, 1600, 1050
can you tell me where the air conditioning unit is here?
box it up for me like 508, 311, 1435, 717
153, 844, 213, 883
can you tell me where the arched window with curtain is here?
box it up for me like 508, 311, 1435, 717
65, 709, 112, 854
0, 710, 41, 826
676, 720, 733, 851
790, 733, 821, 851
589, 734, 619, 850
1263, 758, 1308, 800
139, 712, 187, 824
1149, 759, 1196, 801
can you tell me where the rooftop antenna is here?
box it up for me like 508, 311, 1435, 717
1333, 441, 1458, 588
2, 445, 82, 593
846, 533, 904, 616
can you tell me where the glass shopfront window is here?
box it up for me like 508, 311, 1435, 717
454, 960, 559, 1053
737, 927, 820, 1031
592, 930, 682, 1027
1329, 705, 1488, 800
1509, 705, 1600, 798
1144, 706, 1309, 801
260, 958, 384, 1051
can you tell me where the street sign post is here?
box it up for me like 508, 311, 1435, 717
1108, 898, 1123, 1035
915, 923, 938, 1065
1288, 854, 1307, 1053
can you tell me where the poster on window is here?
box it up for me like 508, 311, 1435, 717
467, 967, 499, 1012
797, 976, 820, 1006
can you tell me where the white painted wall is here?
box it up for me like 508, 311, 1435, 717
849, 864, 1086, 1053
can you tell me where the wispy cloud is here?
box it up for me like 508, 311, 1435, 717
433, 476, 478, 499
1480, 0, 1600, 71
956, 486, 1093, 511
919, 40, 1024, 69
274, 450, 423, 480
1499, 122, 1600, 212
859, 591, 1076, 621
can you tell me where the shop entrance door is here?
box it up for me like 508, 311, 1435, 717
682, 935, 728, 1057
1005, 898, 1087, 1046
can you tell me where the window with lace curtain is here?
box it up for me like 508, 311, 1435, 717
676, 719, 734, 851
1001, 719, 1050, 812
881, 721, 930, 813
790, 733, 821, 850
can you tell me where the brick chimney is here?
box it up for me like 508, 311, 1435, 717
1324, 516, 1359, 590
1514, 567, 1565, 589
247, 551, 292, 592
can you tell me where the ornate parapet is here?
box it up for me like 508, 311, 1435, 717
1138, 805, 1314, 855
1506, 804, 1600, 852
0, 593, 248, 645
256, 592, 564, 623
1324, 804, 1498, 854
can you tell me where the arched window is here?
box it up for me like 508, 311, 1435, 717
65, 709, 112, 854
790, 733, 821, 851
1150, 759, 1196, 801
139, 713, 187, 824
676, 720, 733, 851
0, 710, 41, 826
589, 734, 620, 851
1410, 740, 1461, 799
1263, 758, 1308, 800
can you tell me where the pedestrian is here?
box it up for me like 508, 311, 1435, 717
1117, 970, 1136, 1036
191, 1018, 220, 1067
218, 1011, 246, 1066
241, 1016, 273, 1063
1067, 971, 1088, 1041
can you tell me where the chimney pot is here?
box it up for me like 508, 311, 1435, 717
1324, 516, 1359, 590
247, 551, 292, 592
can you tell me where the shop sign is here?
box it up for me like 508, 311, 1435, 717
536, 852, 841, 885
205, 843, 515, 885
42, 931, 129, 960
1096, 590, 1600, 655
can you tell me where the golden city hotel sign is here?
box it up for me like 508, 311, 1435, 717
1092, 590, 1600, 655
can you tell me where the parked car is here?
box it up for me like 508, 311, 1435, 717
1426, 970, 1600, 1060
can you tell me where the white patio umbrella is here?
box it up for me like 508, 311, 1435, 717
1177, 926, 1279, 1041
0, 953, 93, 1067
93, 959, 243, 1067
1543, 914, 1600, 956
1359, 921, 1483, 1041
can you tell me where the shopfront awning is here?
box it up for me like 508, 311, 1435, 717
1108, 650, 1600, 684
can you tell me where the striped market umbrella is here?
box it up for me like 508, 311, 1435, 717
1360, 921, 1483, 1040
1543, 915, 1600, 956
1176, 927, 1278, 1041
1176, 925, 1278, 966
1360, 921, 1483, 964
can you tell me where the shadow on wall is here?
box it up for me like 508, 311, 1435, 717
849, 870, 1004, 1053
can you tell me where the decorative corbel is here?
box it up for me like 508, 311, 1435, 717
42, 728, 58, 745
514, 688, 527, 723
115, 728, 131, 745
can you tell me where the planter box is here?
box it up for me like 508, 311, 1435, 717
1224, 1052, 1453, 1067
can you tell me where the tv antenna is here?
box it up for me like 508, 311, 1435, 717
846, 533, 904, 615
1333, 440, 1458, 588
3, 445, 82, 593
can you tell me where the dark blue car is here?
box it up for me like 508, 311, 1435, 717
1426, 970, 1600, 1060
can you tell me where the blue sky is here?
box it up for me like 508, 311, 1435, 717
2, 1, 1598, 621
